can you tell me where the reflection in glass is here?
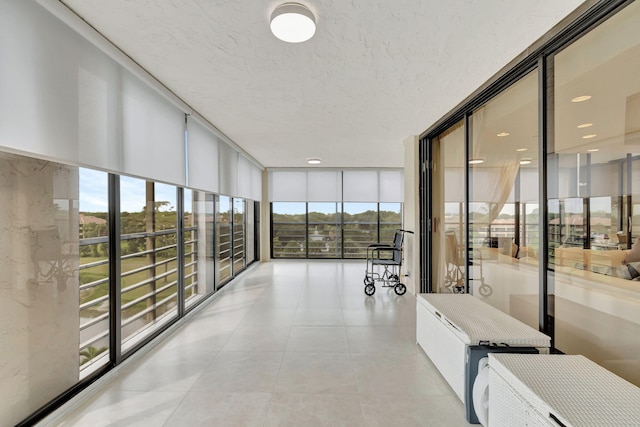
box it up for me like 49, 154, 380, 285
552, 0, 640, 385
469, 69, 539, 328
433, 120, 466, 293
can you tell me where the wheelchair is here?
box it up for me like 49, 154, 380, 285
363, 229, 413, 296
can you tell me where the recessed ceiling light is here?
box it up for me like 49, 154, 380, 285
572, 95, 592, 103
468, 158, 484, 165
497, 132, 510, 137
516, 148, 528, 152
582, 134, 597, 139
577, 123, 593, 128
270, 3, 316, 43
520, 159, 532, 165
307, 158, 322, 165
587, 148, 600, 152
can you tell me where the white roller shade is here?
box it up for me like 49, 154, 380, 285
269, 171, 307, 201
308, 171, 342, 202
187, 118, 219, 193
519, 168, 539, 202
237, 155, 252, 199
343, 171, 378, 202
251, 165, 263, 201
121, 71, 186, 186
379, 170, 404, 202
0, 1, 121, 169
218, 143, 238, 196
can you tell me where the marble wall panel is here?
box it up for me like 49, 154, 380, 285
0, 152, 80, 426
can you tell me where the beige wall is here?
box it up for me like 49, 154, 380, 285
403, 135, 421, 294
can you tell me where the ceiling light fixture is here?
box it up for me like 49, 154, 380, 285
468, 158, 484, 165
587, 148, 600, 152
582, 134, 597, 139
497, 132, 510, 137
520, 159, 532, 165
270, 3, 316, 43
577, 123, 593, 128
571, 95, 592, 103
516, 148, 528, 152
307, 158, 322, 165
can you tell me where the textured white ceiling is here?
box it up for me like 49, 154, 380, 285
59, 0, 585, 168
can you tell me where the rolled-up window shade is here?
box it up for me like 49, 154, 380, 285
238, 155, 252, 199
519, 168, 539, 202
218, 143, 238, 196
251, 165, 263, 201
0, 0, 122, 169
269, 171, 307, 201
379, 170, 404, 202
308, 171, 342, 202
343, 171, 378, 202
121, 71, 186, 186
187, 118, 219, 193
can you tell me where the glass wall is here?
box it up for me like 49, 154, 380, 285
78, 168, 110, 377
432, 120, 466, 294
468, 70, 540, 328
551, 0, 640, 385
422, 0, 640, 389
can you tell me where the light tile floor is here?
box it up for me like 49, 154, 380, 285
53, 261, 472, 427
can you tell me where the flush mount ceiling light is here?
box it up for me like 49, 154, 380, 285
270, 3, 316, 43
520, 159, 532, 165
497, 132, 510, 137
587, 148, 600, 152
572, 95, 592, 103
577, 123, 594, 128
516, 148, 528, 152
307, 158, 322, 165
582, 134, 597, 139
468, 158, 484, 165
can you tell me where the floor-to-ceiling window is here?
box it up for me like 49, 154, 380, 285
217, 195, 233, 284
308, 202, 342, 258
232, 197, 246, 274
550, 0, 640, 385
119, 178, 179, 352
78, 168, 110, 377
272, 202, 307, 258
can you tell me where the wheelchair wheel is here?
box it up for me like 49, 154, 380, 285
364, 284, 376, 296
389, 274, 399, 284
363, 276, 374, 286
394, 283, 406, 295
478, 284, 492, 297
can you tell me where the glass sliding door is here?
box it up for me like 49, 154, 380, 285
78, 168, 110, 377
120, 177, 179, 351
551, 0, 640, 386
432, 121, 466, 293
469, 69, 539, 328
308, 202, 341, 258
